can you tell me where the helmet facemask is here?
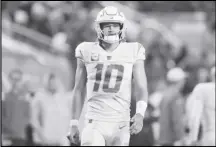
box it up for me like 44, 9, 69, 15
95, 6, 127, 44
96, 22, 125, 43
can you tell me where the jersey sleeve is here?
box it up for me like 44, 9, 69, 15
135, 43, 146, 61
75, 42, 86, 62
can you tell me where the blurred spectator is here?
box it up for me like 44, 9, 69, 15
14, 10, 29, 26
2, 69, 31, 146
197, 67, 209, 83
144, 34, 171, 93
185, 66, 215, 146
7, 69, 24, 94
158, 67, 188, 146
18, 1, 33, 28
48, 8, 65, 35
51, 32, 69, 52
30, 2, 46, 22
30, 2, 52, 37
31, 73, 71, 146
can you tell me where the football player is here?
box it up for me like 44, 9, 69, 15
67, 6, 148, 146
185, 66, 215, 146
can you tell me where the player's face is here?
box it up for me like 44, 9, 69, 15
101, 23, 121, 36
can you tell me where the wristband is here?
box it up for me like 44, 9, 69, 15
70, 119, 79, 127
136, 101, 148, 118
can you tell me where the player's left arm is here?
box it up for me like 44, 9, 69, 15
130, 43, 148, 135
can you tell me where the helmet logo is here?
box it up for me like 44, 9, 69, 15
95, 6, 127, 43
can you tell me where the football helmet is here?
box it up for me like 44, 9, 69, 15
95, 6, 127, 43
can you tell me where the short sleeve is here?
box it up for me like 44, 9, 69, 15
135, 43, 146, 61
75, 42, 85, 62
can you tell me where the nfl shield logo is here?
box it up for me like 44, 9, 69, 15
91, 53, 99, 61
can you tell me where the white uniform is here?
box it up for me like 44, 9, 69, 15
186, 82, 215, 146
75, 41, 146, 146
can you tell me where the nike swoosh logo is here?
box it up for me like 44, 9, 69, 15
119, 125, 127, 129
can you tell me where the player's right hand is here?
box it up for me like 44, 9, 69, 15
66, 120, 80, 145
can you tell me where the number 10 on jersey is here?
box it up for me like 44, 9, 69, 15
93, 64, 124, 93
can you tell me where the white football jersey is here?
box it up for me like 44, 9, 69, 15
75, 41, 145, 122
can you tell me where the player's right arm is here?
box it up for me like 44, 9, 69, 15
71, 58, 87, 120
71, 42, 87, 120
67, 43, 87, 144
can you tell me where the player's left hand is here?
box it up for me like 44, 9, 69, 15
66, 121, 80, 145
130, 113, 144, 135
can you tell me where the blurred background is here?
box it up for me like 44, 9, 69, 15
1, 1, 215, 146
